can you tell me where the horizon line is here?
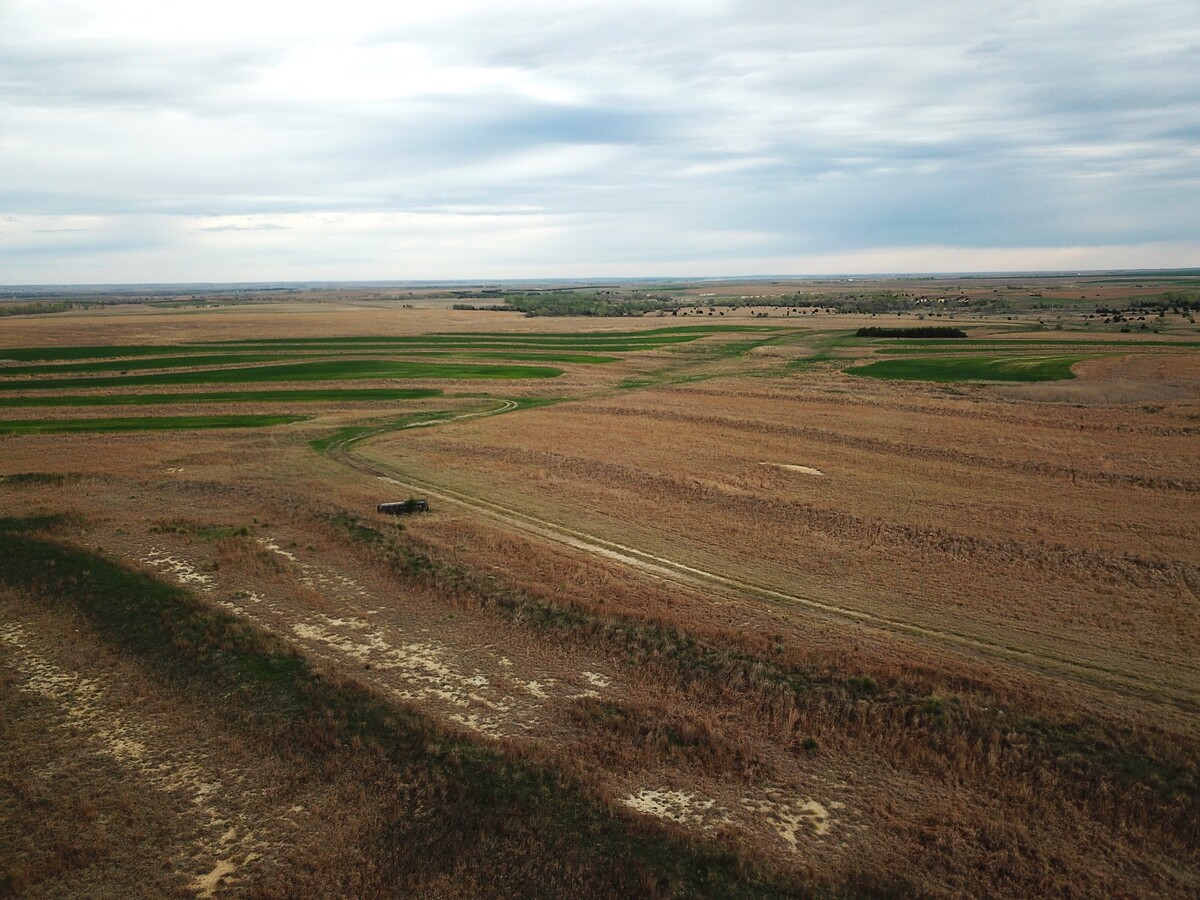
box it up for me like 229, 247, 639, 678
4, 267, 1200, 293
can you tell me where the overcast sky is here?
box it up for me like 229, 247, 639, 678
2, 0, 1198, 283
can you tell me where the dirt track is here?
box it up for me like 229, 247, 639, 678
330, 438, 1200, 714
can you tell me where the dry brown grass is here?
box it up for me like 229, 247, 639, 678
367, 368, 1200, 710
2, 296, 1199, 897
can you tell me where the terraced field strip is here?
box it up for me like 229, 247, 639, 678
0, 328, 784, 399
0, 353, 295, 376
0, 415, 310, 434
331, 441, 1198, 713
214, 324, 779, 345
217, 339, 695, 351
848, 355, 1087, 382
876, 339, 1200, 349
0, 359, 563, 391
0, 344, 259, 362
383, 351, 618, 363
0, 328, 787, 393
0, 518, 786, 898
0, 388, 443, 409
0, 340, 649, 362
2, 350, 618, 373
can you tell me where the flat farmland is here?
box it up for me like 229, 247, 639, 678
367, 366, 1199, 707
2, 293, 1199, 897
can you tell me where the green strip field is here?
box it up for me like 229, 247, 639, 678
0, 359, 562, 391
0, 353, 293, 376
396, 351, 616, 364
217, 338, 688, 351
0, 387, 443, 409
0, 327, 779, 432
1, 349, 616, 373
214, 324, 775, 345
0, 344, 248, 362
873, 338, 1200, 351
0, 415, 309, 434
0, 326, 776, 365
849, 355, 1084, 382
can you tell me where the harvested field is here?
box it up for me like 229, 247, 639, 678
363, 374, 1200, 708
1, 292, 1198, 897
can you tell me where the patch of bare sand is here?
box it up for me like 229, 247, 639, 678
191, 859, 238, 899
139, 535, 621, 740
104, 517, 875, 879
619, 789, 715, 824
143, 548, 216, 589
761, 462, 825, 476
618, 783, 842, 850
742, 796, 834, 842
0, 620, 272, 894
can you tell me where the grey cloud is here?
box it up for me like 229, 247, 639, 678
968, 38, 1008, 55
2, 0, 1198, 280
198, 223, 289, 232
0, 41, 273, 112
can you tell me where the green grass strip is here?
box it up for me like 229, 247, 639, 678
0, 345, 219, 362
878, 338, 1200, 349
0, 340, 638, 362
0, 388, 442, 409
219, 334, 686, 344
0, 359, 561, 391
215, 324, 776, 343
0, 353, 291, 376
0, 326, 785, 366
1, 349, 609, 376
213, 338, 697, 352
0, 415, 309, 434
849, 355, 1084, 382
0, 341, 653, 362
397, 351, 617, 364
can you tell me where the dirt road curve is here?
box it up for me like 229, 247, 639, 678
329, 436, 1199, 714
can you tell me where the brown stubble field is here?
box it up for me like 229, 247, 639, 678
372, 369, 1200, 707
2, 293, 1199, 897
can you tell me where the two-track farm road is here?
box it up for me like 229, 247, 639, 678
327, 413, 1200, 717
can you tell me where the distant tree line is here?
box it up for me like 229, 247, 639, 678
459, 292, 675, 317
856, 326, 967, 338
0, 301, 74, 317
1098, 292, 1200, 315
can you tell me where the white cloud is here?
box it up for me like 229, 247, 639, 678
1, 0, 1197, 281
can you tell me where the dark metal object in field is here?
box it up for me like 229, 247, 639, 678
377, 499, 429, 515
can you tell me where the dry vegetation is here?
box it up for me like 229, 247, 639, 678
1, 282, 1198, 897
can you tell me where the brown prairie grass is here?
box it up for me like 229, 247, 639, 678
373, 365, 1200, 710
313, 499, 1200, 894
0, 537, 792, 899
3, 299, 1199, 897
